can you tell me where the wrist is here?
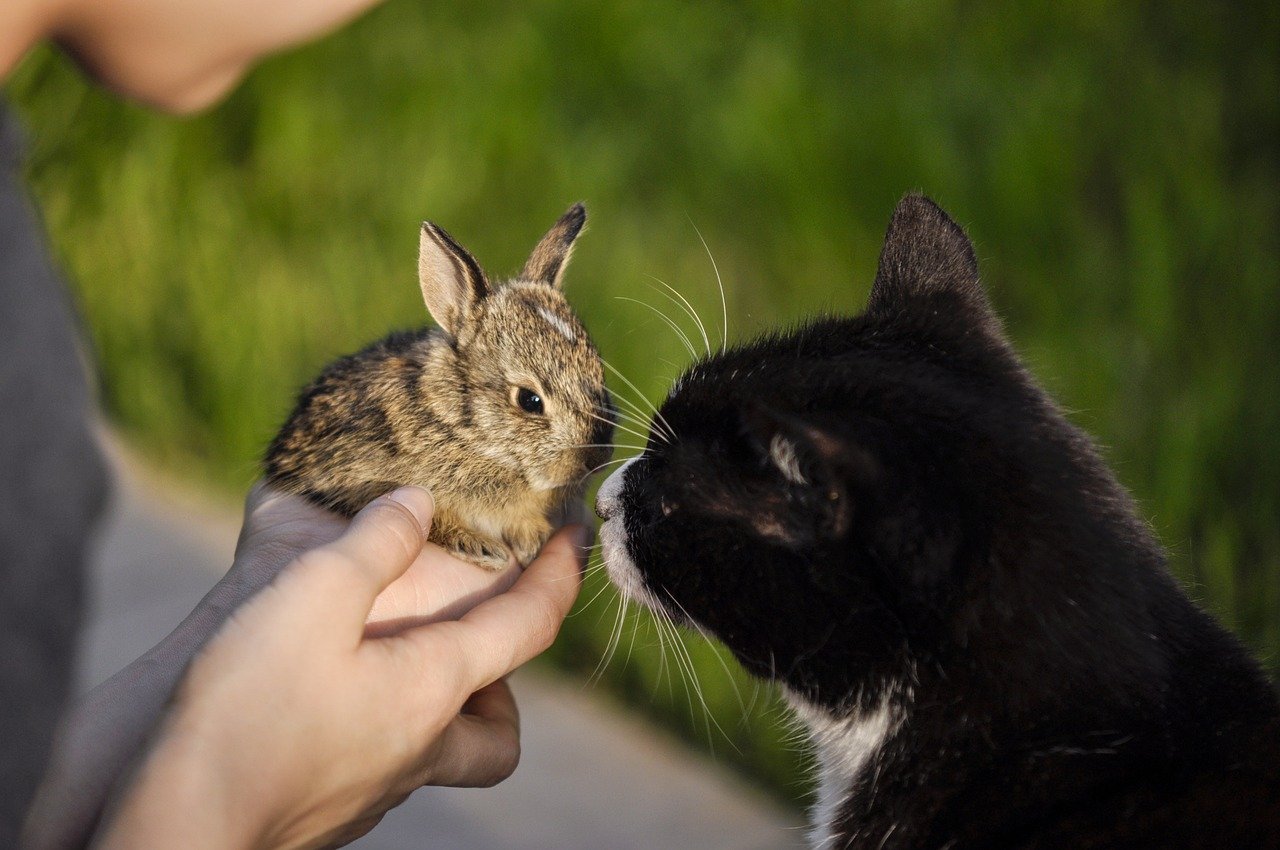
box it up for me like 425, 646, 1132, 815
149, 548, 286, 666
96, 716, 262, 850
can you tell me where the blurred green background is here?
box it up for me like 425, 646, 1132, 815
7, 0, 1278, 805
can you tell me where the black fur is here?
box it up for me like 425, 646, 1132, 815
602, 196, 1280, 848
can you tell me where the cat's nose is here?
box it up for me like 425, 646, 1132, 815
594, 497, 613, 521
595, 457, 637, 521
594, 486, 617, 521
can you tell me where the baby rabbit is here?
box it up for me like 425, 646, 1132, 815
264, 204, 614, 570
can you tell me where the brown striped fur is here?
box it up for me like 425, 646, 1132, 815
265, 204, 613, 570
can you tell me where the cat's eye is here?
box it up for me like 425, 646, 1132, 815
661, 497, 677, 517
515, 387, 544, 415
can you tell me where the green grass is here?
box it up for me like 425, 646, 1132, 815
7, 0, 1278, 805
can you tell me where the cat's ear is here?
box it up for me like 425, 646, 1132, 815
521, 203, 586, 289
419, 221, 491, 336
866, 194, 999, 334
741, 404, 871, 539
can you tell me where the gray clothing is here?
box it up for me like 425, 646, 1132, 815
0, 100, 109, 846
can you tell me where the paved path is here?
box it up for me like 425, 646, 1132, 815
78, 445, 807, 849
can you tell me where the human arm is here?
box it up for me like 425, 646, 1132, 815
90, 486, 583, 848
22, 484, 552, 850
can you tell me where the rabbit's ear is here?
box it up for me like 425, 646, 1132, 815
419, 222, 490, 336
521, 203, 586, 289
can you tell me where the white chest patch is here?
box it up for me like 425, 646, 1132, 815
786, 691, 901, 849
537, 306, 577, 342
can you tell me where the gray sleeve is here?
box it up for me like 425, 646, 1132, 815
0, 99, 110, 848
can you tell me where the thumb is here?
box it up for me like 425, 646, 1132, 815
289, 486, 435, 628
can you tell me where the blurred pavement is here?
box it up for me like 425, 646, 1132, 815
76, 442, 806, 849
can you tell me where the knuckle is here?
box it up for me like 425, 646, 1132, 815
483, 737, 521, 787
417, 631, 469, 701
290, 548, 347, 580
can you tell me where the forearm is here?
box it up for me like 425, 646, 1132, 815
22, 569, 278, 850
93, 727, 256, 850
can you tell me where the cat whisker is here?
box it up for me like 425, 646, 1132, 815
606, 594, 631, 680
573, 561, 606, 580
585, 407, 651, 445
667, 594, 747, 717
646, 274, 712, 358
579, 455, 639, 483
587, 587, 627, 685
568, 443, 648, 453
647, 611, 674, 702
606, 384, 673, 445
744, 676, 764, 725
653, 611, 698, 731
623, 600, 642, 670
578, 567, 620, 614
600, 356, 676, 443
596, 402, 654, 438
615, 399, 671, 446
604, 380, 675, 445
562, 566, 605, 590
615, 296, 700, 361
654, 598, 739, 755
688, 219, 728, 353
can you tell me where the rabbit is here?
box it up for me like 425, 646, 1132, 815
264, 204, 614, 570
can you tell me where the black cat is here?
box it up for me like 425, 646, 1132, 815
595, 196, 1280, 849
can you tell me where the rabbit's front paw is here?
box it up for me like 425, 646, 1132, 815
433, 526, 512, 572
508, 526, 552, 567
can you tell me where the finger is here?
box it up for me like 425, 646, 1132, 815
418, 680, 521, 788
289, 486, 435, 625
401, 525, 586, 691
461, 677, 521, 734
366, 542, 520, 634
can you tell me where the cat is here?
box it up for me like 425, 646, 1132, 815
595, 195, 1280, 849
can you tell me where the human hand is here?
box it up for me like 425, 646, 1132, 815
23, 484, 570, 850
237, 482, 529, 635
95, 487, 584, 849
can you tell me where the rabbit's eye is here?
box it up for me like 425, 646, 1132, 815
515, 387, 544, 415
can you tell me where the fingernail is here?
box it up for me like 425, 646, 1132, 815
387, 486, 435, 535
